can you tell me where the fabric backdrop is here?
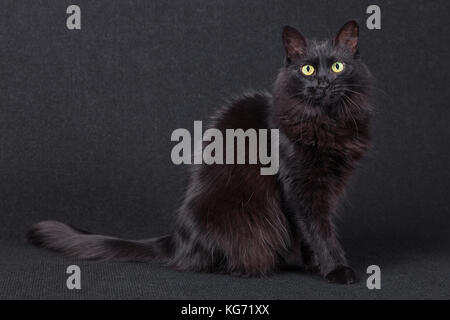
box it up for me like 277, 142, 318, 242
0, 0, 449, 299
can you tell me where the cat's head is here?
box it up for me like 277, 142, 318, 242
273, 21, 372, 119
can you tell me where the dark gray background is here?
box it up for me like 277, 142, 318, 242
1, 0, 449, 299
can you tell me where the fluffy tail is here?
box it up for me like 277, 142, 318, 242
27, 220, 173, 262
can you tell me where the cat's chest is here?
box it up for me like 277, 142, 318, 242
289, 121, 361, 149
285, 124, 369, 172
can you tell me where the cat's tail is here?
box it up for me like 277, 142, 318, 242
27, 220, 173, 262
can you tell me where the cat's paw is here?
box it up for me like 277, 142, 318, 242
325, 266, 358, 285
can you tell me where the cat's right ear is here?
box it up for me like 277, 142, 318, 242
282, 26, 307, 63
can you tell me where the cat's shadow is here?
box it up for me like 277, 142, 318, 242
281, 222, 449, 276
342, 223, 450, 271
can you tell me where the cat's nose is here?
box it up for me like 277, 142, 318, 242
315, 80, 330, 97
317, 79, 330, 90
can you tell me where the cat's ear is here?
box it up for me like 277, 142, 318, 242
334, 20, 359, 55
282, 26, 307, 62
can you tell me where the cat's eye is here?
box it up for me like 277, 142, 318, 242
331, 61, 344, 73
301, 64, 315, 76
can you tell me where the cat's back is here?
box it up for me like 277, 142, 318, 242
172, 91, 291, 276
209, 91, 272, 131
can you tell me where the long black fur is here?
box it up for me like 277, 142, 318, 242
28, 21, 372, 284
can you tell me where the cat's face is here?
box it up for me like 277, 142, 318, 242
276, 21, 371, 114
286, 40, 357, 106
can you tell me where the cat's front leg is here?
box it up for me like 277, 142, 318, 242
297, 215, 358, 284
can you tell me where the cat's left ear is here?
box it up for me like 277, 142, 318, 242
334, 20, 359, 55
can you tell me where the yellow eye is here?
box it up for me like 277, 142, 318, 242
301, 64, 315, 76
331, 61, 344, 73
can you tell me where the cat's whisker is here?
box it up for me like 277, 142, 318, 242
341, 95, 359, 139
288, 92, 305, 99
343, 93, 362, 110
346, 84, 388, 96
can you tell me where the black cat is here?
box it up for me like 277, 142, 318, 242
28, 21, 372, 284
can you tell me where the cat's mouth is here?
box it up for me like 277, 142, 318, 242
306, 86, 340, 106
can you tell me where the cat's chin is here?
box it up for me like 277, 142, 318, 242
310, 95, 339, 108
